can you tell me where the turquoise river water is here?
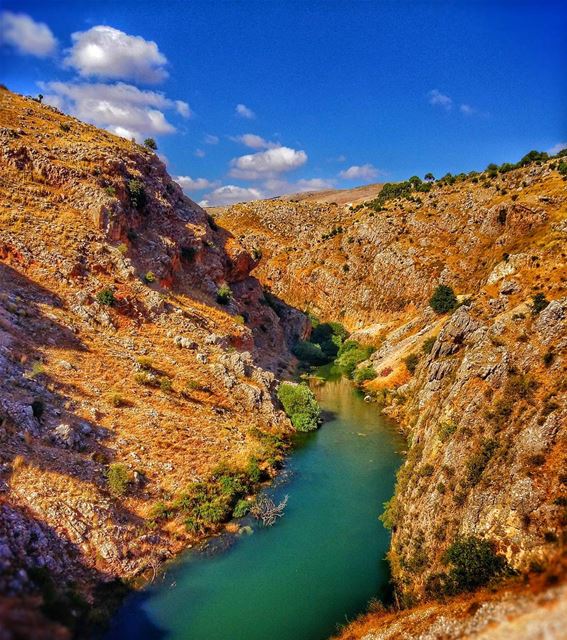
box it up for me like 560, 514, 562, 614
106, 370, 404, 640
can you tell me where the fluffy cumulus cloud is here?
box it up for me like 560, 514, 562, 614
64, 25, 168, 83
175, 176, 219, 192
235, 103, 255, 119
428, 89, 453, 111
339, 164, 380, 181
232, 133, 278, 149
40, 81, 190, 140
199, 185, 263, 207
229, 146, 307, 179
0, 11, 57, 57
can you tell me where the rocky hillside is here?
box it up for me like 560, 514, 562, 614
0, 88, 308, 637
217, 158, 567, 636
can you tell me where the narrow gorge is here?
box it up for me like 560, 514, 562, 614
0, 86, 565, 640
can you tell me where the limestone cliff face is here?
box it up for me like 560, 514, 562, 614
0, 88, 307, 634
218, 160, 566, 635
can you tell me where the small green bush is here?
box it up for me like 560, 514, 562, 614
277, 382, 321, 432
60, 122, 71, 132
292, 340, 328, 365
354, 366, 376, 383
216, 284, 232, 305
96, 287, 115, 306
429, 285, 458, 314
144, 271, 156, 284
335, 340, 374, 378
233, 499, 250, 518
127, 179, 147, 210
443, 536, 509, 593
422, 336, 436, 354
159, 377, 172, 392
143, 137, 157, 150
107, 463, 130, 496
404, 352, 420, 374
531, 293, 549, 316
466, 438, 498, 486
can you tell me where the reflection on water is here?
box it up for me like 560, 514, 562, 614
106, 374, 404, 640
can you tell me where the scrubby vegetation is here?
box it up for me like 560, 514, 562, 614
127, 178, 147, 210
96, 287, 115, 306
277, 382, 321, 432
403, 353, 420, 375
429, 285, 457, 314
335, 340, 375, 378
216, 283, 233, 304
106, 463, 130, 496
441, 536, 510, 594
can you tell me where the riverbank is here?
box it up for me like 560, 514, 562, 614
105, 374, 405, 640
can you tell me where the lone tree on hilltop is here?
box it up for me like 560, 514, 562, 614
424, 172, 435, 182
144, 138, 158, 151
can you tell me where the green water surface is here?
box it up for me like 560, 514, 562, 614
106, 373, 404, 640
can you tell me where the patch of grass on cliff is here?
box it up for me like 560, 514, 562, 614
465, 438, 498, 486
277, 382, 321, 431
106, 463, 131, 496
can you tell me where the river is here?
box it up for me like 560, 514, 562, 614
106, 369, 404, 640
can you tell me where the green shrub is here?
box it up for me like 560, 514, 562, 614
335, 340, 374, 378
96, 287, 115, 306
531, 293, 549, 315
60, 122, 71, 132
277, 382, 321, 432
466, 438, 498, 486
106, 463, 130, 496
543, 350, 555, 367
144, 271, 156, 284
127, 178, 147, 210
292, 340, 328, 365
422, 336, 436, 354
143, 137, 157, 150
159, 377, 172, 392
429, 285, 457, 314
438, 421, 457, 442
354, 366, 376, 383
443, 536, 509, 593
233, 499, 250, 518
404, 352, 419, 374
216, 283, 232, 304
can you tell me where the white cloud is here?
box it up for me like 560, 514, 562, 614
548, 142, 567, 155
232, 133, 278, 149
40, 81, 184, 140
204, 133, 219, 145
296, 178, 334, 192
459, 103, 475, 116
200, 184, 263, 207
175, 100, 192, 118
428, 89, 453, 111
64, 25, 168, 83
339, 164, 380, 181
194, 148, 206, 158
0, 11, 57, 57
235, 103, 255, 119
175, 176, 219, 192
229, 146, 307, 179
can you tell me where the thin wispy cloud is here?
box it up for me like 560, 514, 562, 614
0, 11, 57, 58
175, 176, 219, 192
203, 134, 219, 145
428, 89, 453, 111
235, 103, 256, 119
232, 133, 278, 149
339, 164, 380, 181
548, 142, 567, 155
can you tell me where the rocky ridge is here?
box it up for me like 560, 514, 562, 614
0, 88, 307, 637
217, 158, 566, 637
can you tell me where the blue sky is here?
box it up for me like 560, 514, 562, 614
1, 1, 566, 205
